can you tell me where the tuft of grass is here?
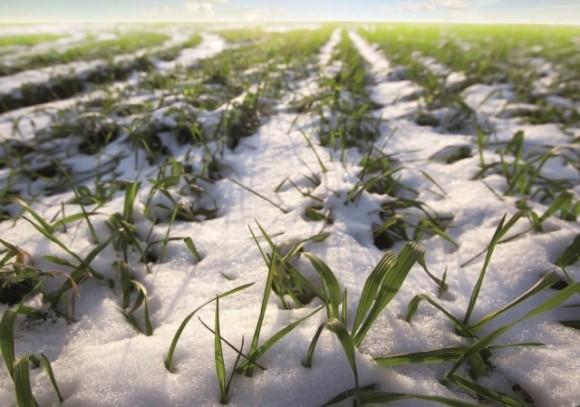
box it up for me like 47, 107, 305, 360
164, 283, 254, 372
1, 306, 64, 406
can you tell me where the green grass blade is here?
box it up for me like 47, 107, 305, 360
405, 294, 477, 338
228, 177, 288, 214
555, 234, 580, 268
164, 283, 254, 372
0, 307, 18, 377
244, 233, 277, 377
353, 242, 423, 347
463, 212, 524, 325
38, 353, 63, 402
214, 297, 227, 404
302, 252, 341, 319
43, 235, 114, 307
326, 318, 360, 406
123, 181, 139, 224
446, 374, 532, 407
121, 311, 144, 335
351, 252, 397, 335
448, 282, 580, 377
538, 192, 573, 225
472, 272, 562, 331
374, 346, 469, 367
11, 198, 52, 232
54, 162, 99, 244
300, 129, 328, 173
13, 355, 38, 407
464, 213, 508, 324
198, 318, 266, 370
341, 288, 348, 326
303, 323, 325, 368
183, 237, 202, 263
355, 390, 479, 407
416, 168, 447, 197
321, 384, 379, 407
49, 212, 96, 233
238, 306, 322, 374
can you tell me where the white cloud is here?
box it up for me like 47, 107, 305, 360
244, 8, 273, 21
382, 0, 471, 13
184, 0, 227, 17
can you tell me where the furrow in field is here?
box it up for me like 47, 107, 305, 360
0, 29, 207, 114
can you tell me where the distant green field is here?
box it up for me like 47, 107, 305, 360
0, 33, 63, 47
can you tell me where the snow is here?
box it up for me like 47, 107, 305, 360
0, 27, 196, 95
155, 33, 226, 72
0, 25, 578, 407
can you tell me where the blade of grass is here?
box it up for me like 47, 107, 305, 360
38, 353, 64, 403
244, 225, 278, 377
326, 318, 360, 407
164, 283, 254, 372
227, 177, 288, 214
448, 282, 580, 378
352, 242, 424, 347
405, 294, 476, 338
13, 355, 38, 407
375, 346, 469, 367
214, 297, 228, 404
198, 318, 266, 370
351, 252, 397, 336
555, 234, 579, 268
349, 390, 479, 407
446, 374, 532, 407
302, 323, 325, 368
300, 129, 328, 173
302, 252, 341, 319
0, 306, 18, 377
183, 237, 202, 263
238, 306, 323, 374
464, 213, 507, 324
471, 271, 562, 331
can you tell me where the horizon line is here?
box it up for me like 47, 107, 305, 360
0, 20, 579, 27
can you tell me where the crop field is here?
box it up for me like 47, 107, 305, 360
0, 22, 578, 406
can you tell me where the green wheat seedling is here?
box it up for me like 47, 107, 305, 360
154, 33, 202, 62
0, 239, 79, 315
235, 223, 325, 377
16, 31, 168, 73
13, 202, 112, 317
228, 178, 288, 214
1, 305, 64, 406
252, 225, 330, 309
311, 31, 381, 157
0, 33, 63, 48
0, 239, 53, 307
373, 198, 457, 251
475, 130, 578, 210
119, 278, 154, 336
462, 193, 577, 268
555, 234, 579, 280
142, 157, 218, 223
164, 283, 254, 372
207, 297, 248, 404
295, 242, 424, 406
396, 214, 579, 399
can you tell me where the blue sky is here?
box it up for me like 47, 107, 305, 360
1, 0, 579, 24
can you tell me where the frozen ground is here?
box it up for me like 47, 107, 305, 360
0, 24, 578, 407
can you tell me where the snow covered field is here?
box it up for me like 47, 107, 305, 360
0, 24, 578, 406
